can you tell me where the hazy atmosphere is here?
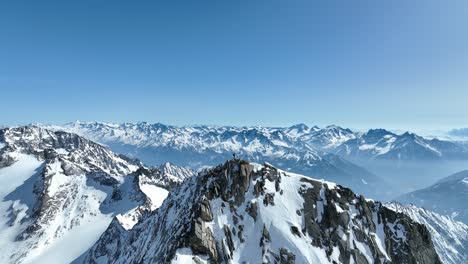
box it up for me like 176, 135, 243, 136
1, 1, 468, 130
1, 1, 468, 264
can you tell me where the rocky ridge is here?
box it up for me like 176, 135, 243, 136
81, 159, 441, 264
0, 126, 192, 263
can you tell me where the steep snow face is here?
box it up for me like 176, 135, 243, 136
386, 203, 468, 264
398, 170, 468, 224
0, 126, 185, 264
82, 160, 441, 264
47, 122, 390, 200
0, 153, 43, 262
0, 152, 117, 264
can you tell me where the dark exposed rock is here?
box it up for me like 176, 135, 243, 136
260, 224, 271, 248
253, 179, 265, 197
237, 224, 245, 243
223, 225, 235, 258
188, 218, 219, 262
263, 193, 275, 206
246, 202, 258, 221
0, 151, 16, 168
199, 198, 213, 222
279, 248, 296, 264
290, 226, 301, 237
192, 256, 205, 264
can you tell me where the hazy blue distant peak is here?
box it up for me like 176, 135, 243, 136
435, 170, 468, 185
288, 123, 310, 131
364, 128, 395, 137
448, 128, 468, 137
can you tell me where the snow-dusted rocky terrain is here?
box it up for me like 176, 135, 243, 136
80, 159, 441, 264
0, 126, 192, 264
386, 203, 468, 264
1, 125, 467, 263
398, 170, 468, 225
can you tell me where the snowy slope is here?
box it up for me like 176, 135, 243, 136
386, 203, 468, 264
0, 126, 191, 264
81, 159, 441, 264
47, 122, 390, 200
398, 170, 468, 224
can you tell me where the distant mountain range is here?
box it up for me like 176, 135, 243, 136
398, 170, 468, 225
335, 129, 468, 160
50, 122, 468, 162
1, 125, 466, 263
45, 122, 402, 200
40, 122, 468, 199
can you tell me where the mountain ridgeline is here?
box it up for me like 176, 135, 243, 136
398, 170, 468, 225
0, 126, 193, 263
43, 122, 468, 200
0, 126, 466, 263
81, 159, 441, 264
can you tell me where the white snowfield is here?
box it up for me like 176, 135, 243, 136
0, 153, 43, 261
0, 153, 121, 264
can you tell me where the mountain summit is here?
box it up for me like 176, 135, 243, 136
81, 159, 441, 264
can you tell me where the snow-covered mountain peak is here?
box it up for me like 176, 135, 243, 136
1, 126, 141, 176
364, 128, 395, 138
0, 126, 189, 263
284, 123, 312, 137
308, 125, 356, 149
82, 159, 441, 264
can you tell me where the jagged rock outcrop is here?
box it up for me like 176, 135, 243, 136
386, 202, 468, 264
81, 159, 442, 264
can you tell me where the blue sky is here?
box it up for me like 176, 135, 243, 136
1, 0, 467, 130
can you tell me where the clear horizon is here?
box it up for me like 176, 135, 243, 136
1, 1, 467, 130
